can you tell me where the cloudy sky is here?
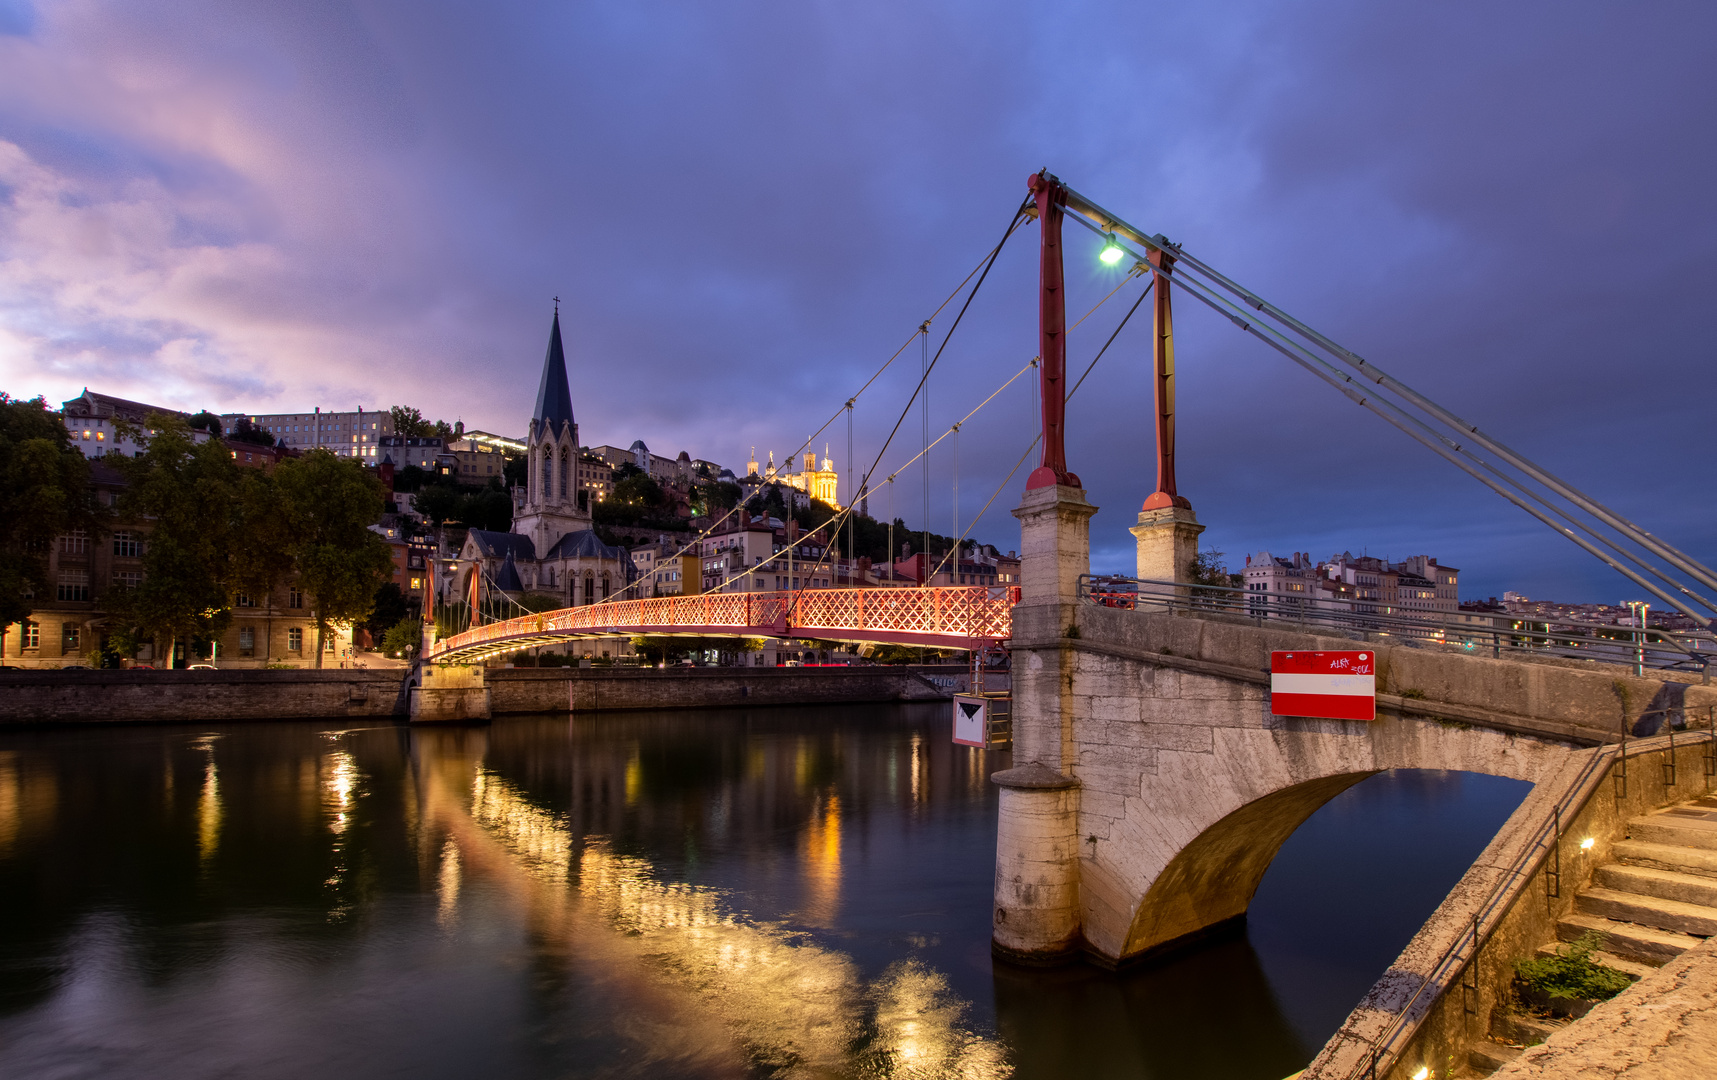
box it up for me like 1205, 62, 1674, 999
1, 1, 1712, 601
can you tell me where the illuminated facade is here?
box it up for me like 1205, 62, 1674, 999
748, 447, 840, 508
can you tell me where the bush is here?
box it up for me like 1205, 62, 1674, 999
380, 619, 423, 658
1516, 931, 1632, 1005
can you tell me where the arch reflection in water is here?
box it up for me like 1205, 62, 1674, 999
416, 726, 1009, 1080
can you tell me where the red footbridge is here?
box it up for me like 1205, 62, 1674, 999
425, 585, 1019, 664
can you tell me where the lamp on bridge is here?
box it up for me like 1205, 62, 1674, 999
1098, 232, 1126, 266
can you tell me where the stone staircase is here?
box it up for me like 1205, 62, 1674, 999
1468, 794, 1717, 1075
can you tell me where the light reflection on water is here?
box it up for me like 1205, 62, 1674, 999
449, 746, 1008, 1079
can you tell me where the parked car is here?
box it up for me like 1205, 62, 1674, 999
187, 663, 217, 670
128, 664, 155, 670
60, 665, 91, 670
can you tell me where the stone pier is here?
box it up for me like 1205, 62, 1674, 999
411, 664, 492, 723
992, 481, 1097, 962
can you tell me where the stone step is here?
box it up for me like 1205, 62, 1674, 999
1613, 839, 1717, 880
1575, 887, 1717, 937
1490, 1009, 1568, 1046
1596, 863, 1717, 907
1558, 912, 1701, 965
1629, 814, 1717, 851
1469, 1042, 1522, 1075
1533, 942, 1656, 981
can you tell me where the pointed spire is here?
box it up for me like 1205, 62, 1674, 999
534, 309, 575, 432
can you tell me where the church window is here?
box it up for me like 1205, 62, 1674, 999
601, 575, 611, 601
558, 448, 569, 499
583, 573, 595, 605
541, 449, 553, 499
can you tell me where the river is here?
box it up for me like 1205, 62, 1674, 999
0, 704, 1527, 1079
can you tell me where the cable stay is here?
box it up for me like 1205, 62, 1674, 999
1055, 186, 1715, 629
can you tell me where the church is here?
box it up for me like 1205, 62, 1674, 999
453, 310, 634, 608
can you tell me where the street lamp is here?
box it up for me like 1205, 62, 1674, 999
1098, 232, 1126, 266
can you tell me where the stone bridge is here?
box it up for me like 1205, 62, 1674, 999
992, 482, 1717, 966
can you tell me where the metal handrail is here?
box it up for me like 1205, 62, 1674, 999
1079, 574, 1712, 679
1339, 711, 1717, 1079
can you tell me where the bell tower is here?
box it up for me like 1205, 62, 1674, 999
514, 306, 590, 555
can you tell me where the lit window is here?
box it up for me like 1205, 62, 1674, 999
22, 621, 40, 649
287, 628, 303, 650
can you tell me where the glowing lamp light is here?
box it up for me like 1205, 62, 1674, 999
1581, 837, 1596, 850
1098, 233, 1126, 266
1412, 1069, 1430, 1080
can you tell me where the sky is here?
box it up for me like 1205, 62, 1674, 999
1, 1, 1713, 602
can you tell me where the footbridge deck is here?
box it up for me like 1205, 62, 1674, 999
426, 585, 1020, 663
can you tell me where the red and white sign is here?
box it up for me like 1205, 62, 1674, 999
1270, 651, 1376, 721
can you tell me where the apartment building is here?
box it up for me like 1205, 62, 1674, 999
226, 406, 393, 459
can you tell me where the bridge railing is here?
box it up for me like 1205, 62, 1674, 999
427, 585, 1020, 661
1079, 574, 1712, 679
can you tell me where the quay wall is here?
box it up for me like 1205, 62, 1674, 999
1305, 731, 1716, 1080
0, 666, 965, 724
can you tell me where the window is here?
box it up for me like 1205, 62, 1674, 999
59, 530, 89, 555
112, 570, 142, 590
236, 593, 255, 607
22, 621, 39, 649
239, 627, 255, 653
288, 628, 303, 650
57, 570, 90, 602
409, 577, 422, 590
289, 588, 303, 609
62, 624, 80, 651
325, 636, 336, 653
113, 531, 140, 557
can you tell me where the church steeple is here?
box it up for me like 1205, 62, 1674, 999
533, 309, 575, 434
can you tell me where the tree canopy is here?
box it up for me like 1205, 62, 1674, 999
0, 394, 95, 629
275, 450, 394, 667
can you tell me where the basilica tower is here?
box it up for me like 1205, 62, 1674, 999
513, 309, 590, 556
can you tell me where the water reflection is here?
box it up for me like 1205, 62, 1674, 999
411, 728, 1008, 1079
193, 735, 221, 863
0, 708, 1527, 1080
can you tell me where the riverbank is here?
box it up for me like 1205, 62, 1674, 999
0, 665, 974, 724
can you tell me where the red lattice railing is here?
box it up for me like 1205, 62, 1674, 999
427, 586, 1019, 661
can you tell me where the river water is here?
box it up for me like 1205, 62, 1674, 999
0, 704, 1527, 1079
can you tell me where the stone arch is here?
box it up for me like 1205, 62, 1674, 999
1121, 771, 1378, 959
1114, 728, 1562, 964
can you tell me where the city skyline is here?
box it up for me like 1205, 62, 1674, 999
2, 3, 1713, 602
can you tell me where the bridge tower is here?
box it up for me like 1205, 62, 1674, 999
992, 172, 1100, 963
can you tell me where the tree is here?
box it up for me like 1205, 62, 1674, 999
612, 472, 664, 508
188, 411, 224, 437
275, 450, 394, 668
366, 581, 411, 640
503, 453, 527, 488
230, 469, 296, 661
393, 464, 428, 493
460, 484, 513, 531
107, 415, 241, 666
380, 618, 422, 658
229, 416, 274, 447
413, 482, 463, 527
390, 406, 434, 438
0, 394, 96, 631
